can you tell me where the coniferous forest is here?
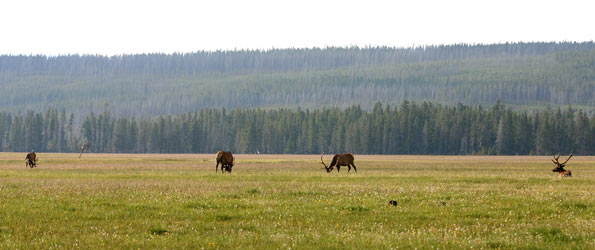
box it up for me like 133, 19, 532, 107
1, 42, 595, 117
1, 42, 594, 155
0, 102, 593, 155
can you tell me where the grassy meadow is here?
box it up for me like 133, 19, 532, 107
0, 153, 593, 249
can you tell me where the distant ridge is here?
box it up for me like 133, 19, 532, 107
1, 42, 594, 116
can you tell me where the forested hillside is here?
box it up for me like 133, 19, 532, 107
1, 102, 593, 155
1, 42, 594, 117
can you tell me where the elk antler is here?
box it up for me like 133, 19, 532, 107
320, 153, 330, 171
560, 153, 573, 165
552, 153, 561, 165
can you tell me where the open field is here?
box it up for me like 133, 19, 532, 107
0, 153, 594, 249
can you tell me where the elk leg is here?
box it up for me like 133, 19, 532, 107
351, 163, 357, 172
216, 162, 219, 173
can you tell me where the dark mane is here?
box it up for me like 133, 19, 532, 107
330, 155, 339, 167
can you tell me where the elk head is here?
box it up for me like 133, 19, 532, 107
320, 153, 331, 173
552, 153, 573, 177
227, 156, 235, 173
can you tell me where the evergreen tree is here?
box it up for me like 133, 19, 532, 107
112, 118, 129, 153
0, 102, 593, 155
8, 116, 23, 152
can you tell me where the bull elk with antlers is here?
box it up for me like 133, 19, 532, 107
551, 153, 573, 177
216, 151, 235, 173
320, 153, 357, 173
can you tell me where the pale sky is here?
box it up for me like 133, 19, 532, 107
1, 0, 594, 55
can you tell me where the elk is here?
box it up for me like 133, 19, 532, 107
216, 151, 235, 173
25, 151, 38, 168
551, 153, 573, 177
320, 153, 357, 173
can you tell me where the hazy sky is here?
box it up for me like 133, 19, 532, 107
1, 0, 594, 55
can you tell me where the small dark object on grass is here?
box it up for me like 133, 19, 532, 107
389, 200, 397, 206
149, 227, 168, 235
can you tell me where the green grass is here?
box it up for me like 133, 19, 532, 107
0, 153, 593, 249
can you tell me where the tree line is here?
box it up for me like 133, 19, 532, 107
4, 42, 593, 75
0, 102, 593, 155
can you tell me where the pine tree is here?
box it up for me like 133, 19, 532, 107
129, 118, 138, 153
535, 113, 554, 155
112, 118, 129, 153
8, 116, 23, 152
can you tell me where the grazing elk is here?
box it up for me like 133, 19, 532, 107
551, 153, 573, 177
320, 153, 357, 173
25, 151, 38, 168
216, 151, 235, 173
